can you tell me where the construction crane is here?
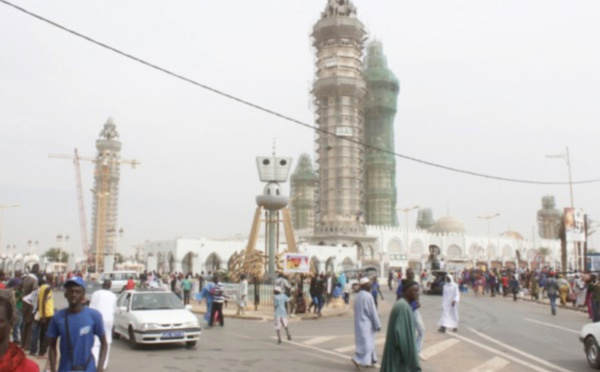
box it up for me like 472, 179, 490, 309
49, 149, 139, 270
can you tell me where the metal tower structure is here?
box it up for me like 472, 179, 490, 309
363, 41, 399, 226
312, 0, 368, 244
290, 154, 317, 230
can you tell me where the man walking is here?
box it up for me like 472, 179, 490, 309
21, 264, 39, 351
380, 280, 422, 372
209, 275, 225, 327
546, 273, 560, 316
90, 280, 117, 370
30, 276, 53, 359
236, 274, 248, 316
47, 276, 107, 372
438, 275, 460, 333
351, 277, 381, 370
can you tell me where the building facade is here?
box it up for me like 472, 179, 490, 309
363, 41, 399, 227
290, 154, 317, 230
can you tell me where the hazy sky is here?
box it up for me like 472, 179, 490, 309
1, 0, 600, 258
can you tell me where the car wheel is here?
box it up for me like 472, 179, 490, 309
186, 341, 197, 348
128, 326, 139, 349
112, 327, 120, 340
585, 336, 600, 368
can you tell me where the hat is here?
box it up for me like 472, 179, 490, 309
274, 286, 282, 293
359, 277, 370, 285
64, 276, 86, 289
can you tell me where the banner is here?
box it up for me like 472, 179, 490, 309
283, 253, 310, 273
564, 208, 586, 242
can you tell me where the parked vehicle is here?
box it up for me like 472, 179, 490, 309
113, 289, 201, 348
99, 271, 139, 293
581, 322, 600, 368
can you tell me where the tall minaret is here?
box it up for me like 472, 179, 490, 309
364, 41, 399, 226
91, 118, 121, 271
290, 154, 317, 230
312, 0, 368, 244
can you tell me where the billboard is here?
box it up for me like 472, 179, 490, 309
283, 253, 310, 273
564, 208, 586, 242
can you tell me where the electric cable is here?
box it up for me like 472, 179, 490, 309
2, 0, 598, 185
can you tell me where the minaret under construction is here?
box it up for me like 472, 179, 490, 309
312, 0, 368, 244
290, 154, 317, 230
364, 41, 399, 226
91, 118, 121, 272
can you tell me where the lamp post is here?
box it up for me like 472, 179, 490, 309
546, 147, 579, 270
397, 205, 419, 270
0, 203, 20, 256
477, 213, 500, 268
56, 234, 69, 273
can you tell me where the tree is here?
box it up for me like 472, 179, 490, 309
44, 248, 69, 263
114, 252, 125, 264
538, 247, 551, 261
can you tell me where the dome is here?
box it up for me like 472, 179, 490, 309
500, 230, 524, 240
430, 216, 466, 234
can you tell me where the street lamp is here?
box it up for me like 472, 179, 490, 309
397, 206, 420, 267
477, 213, 500, 267
546, 147, 579, 270
0, 203, 20, 255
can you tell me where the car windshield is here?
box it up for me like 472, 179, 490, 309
131, 292, 184, 311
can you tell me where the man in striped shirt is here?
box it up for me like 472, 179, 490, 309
209, 275, 225, 327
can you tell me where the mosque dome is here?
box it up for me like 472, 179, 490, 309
430, 216, 466, 234
500, 230, 524, 240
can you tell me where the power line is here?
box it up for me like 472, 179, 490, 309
2, 0, 599, 186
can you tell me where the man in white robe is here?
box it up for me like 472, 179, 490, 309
90, 279, 118, 369
575, 273, 587, 307
352, 277, 382, 370
437, 275, 460, 333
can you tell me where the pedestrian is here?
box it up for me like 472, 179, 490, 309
89, 280, 117, 370
196, 277, 215, 325
370, 277, 384, 308
387, 270, 394, 291
236, 274, 248, 315
7, 278, 23, 346
437, 275, 460, 333
273, 286, 292, 344
501, 274, 509, 297
398, 277, 425, 357
380, 280, 422, 372
509, 274, 520, 302
0, 289, 39, 372
47, 276, 107, 372
545, 273, 560, 316
397, 268, 415, 300
21, 265, 39, 352
351, 277, 381, 370
574, 273, 587, 308
182, 274, 193, 305
209, 275, 225, 327
557, 274, 571, 306
530, 275, 539, 301
29, 276, 53, 359
308, 276, 318, 313
125, 276, 135, 291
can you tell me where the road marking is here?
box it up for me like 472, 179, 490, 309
524, 318, 579, 334
448, 332, 552, 372
465, 327, 576, 372
468, 356, 510, 372
304, 336, 337, 345
333, 337, 385, 353
420, 338, 460, 360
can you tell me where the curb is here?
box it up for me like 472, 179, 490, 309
191, 307, 350, 322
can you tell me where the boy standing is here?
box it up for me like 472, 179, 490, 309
273, 286, 292, 344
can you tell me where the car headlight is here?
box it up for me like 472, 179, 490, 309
141, 323, 160, 330
184, 320, 199, 328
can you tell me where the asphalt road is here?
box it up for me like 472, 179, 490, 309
48, 288, 593, 372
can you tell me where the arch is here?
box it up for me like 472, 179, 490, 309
205, 252, 221, 273
325, 257, 335, 274
446, 245, 462, 258
14, 260, 23, 272
181, 251, 194, 275
409, 240, 425, 256
342, 257, 354, 271
387, 239, 402, 254
502, 245, 513, 258
486, 244, 496, 258
366, 246, 375, 260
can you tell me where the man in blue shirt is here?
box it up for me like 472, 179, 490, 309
47, 276, 107, 372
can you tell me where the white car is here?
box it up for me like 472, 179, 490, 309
580, 322, 600, 368
113, 289, 201, 348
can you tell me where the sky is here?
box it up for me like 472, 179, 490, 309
1, 0, 600, 258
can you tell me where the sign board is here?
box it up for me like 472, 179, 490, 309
335, 127, 354, 137
564, 208, 586, 242
283, 253, 310, 273
389, 253, 407, 268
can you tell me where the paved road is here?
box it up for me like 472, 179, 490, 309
42, 288, 592, 371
